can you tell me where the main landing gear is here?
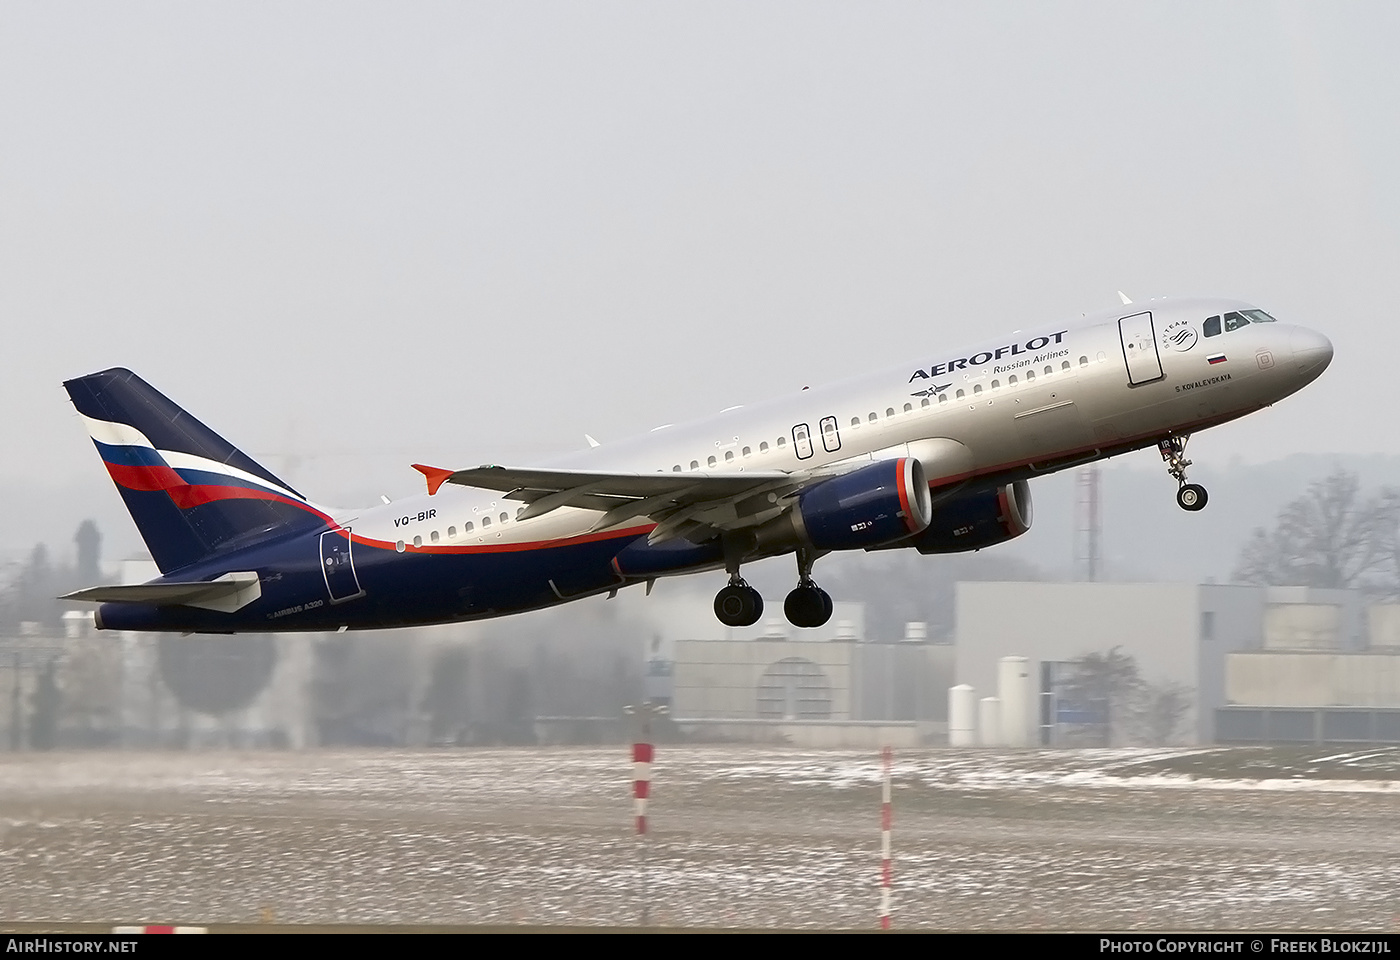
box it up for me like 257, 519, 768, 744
784, 548, 832, 629
712, 546, 834, 629
714, 534, 765, 627
714, 576, 764, 627
1159, 435, 1208, 512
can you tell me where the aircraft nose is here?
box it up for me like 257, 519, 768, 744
1290, 327, 1333, 376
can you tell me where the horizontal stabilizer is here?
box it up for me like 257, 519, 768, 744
62, 571, 262, 614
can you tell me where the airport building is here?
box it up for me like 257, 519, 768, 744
9, 564, 1400, 750
955, 581, 1400, 746
665, 580, 1400, 748
669, 619, 953, 747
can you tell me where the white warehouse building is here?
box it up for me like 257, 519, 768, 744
955, 581, 1370, 745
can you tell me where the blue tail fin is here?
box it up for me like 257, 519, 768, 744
64, 368, 331, 574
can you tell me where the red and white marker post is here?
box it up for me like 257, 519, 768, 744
879, 745, 893, 929
633, 740, 653, 836
626, 699, 666, 926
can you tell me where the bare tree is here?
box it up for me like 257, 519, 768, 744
1131, 679, 1194, 746
1232, 469, 1400, 597
1058, 647, 1142, 746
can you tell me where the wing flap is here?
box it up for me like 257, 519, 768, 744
444, 465, 793, 498
439, 464, 801, 529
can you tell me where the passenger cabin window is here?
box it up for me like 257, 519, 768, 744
759, 441, 769, 453
990, 380, 999, 390
973, 384, 982, 395
938, 394, 948, 404
430, 530, 440, 543
742, 446, 751, 457
1079, 356, 1088, 366
465, 521, 474, 533
1044, 365, 1053, 376
481, 516, 491, 528
413, 535, 422, 548
690, 460, 699, 470
707, 455, 716, 467
921, 397, 931, 408
886, 407, 895, 418
851, 417, 861, 427
448, 526, 456, 538
725, 450, 734, 462
868, 412, 877, 422
672, 464, 681, 472
1026, 369, 1035, 381
1008, 375, 1017, 385
903, 402, 912, 413
500, 512, 509, 523
956, 389, 965, 399
776, 436, 786, 448
1061, 360, 1070, 370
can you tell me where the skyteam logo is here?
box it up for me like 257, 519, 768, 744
1162, 319, 1198, 352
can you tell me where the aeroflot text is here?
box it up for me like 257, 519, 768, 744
908, 331, 1069, 381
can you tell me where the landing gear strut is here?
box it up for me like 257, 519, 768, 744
714, 536, 764, 627
1159, 435, 1208, 512
783, 548, 833, 629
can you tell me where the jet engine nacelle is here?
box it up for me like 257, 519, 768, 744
795, 457, 933, 551
902, 480, 1033, 554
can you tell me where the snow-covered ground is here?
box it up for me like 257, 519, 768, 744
1, 747, 1397, 930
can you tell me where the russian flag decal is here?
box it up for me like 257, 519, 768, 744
1207, 353, 1227, 365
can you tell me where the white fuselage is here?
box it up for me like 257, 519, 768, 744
340, 297, 1331, 557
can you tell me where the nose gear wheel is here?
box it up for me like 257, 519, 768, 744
1159, 435, 1208, 511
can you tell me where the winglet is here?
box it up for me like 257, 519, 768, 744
411, 463, 454, 496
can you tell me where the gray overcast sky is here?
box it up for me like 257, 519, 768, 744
3, 2, 1398, 560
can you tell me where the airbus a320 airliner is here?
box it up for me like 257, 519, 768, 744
63, 297, 1331, 633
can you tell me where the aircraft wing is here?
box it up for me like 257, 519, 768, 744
414, 463, 811, 543
61, 571, 262, 613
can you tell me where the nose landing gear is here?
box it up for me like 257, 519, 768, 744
1159, 436, 1208, 511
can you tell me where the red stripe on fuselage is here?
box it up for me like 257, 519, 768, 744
926, 407, 1259, 496
351, 523, 656, 556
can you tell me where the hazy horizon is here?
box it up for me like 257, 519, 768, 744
5, 3, 1397, 582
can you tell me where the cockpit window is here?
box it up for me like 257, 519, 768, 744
1204, 315, 1221, 338
1223, 311, 1251, 332
1243, 309, 1277, 324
